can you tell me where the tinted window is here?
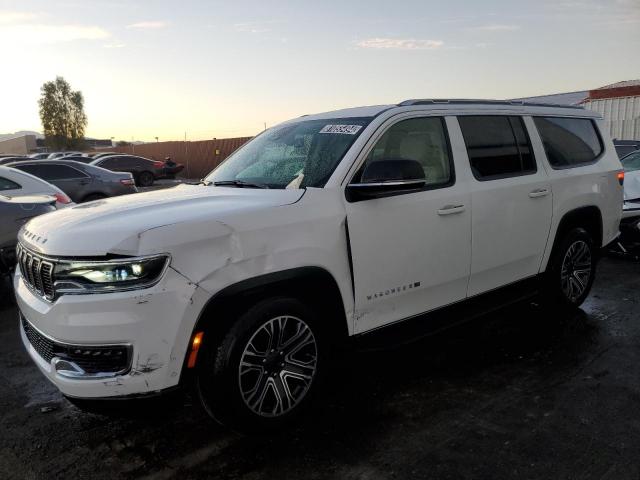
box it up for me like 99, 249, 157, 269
98, 157, 124, 169
0, 176, 21, 191
16, 164, 87, 180
355, 117, 452, 186
459, 116, 536, 180
622, 151, 640, 172
534, 117, 603, 168
125, 157, 153, 169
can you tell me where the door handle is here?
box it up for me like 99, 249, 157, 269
529, 188, 549, 198
437, 204, 465, 215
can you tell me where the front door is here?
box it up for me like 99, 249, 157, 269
345, 116, 472, 334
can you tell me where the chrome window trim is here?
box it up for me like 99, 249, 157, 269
349, 179, 427, 188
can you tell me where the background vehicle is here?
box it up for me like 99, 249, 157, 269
47, 151, 83, 159
0, 156, 29, 166
28, 153, 50, 160
6, 160, 137, 202
614, 140, 640, 159
90, 152, 121, 160
14, 100, 623, 431
50, 155, 94, 164
161, 158, 184, 178
0, 165, 73, 208
621, 150, 640, 202
91, 155, 164, 186
0, 194, 56, 272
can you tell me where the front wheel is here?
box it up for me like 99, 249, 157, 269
196, 297, 324, 431
541, 228, 597, 308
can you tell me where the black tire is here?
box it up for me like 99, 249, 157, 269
196, 297, 325, 432
540, 227, 597, 309
138, 171, 154, 187
82, 193, 106, 202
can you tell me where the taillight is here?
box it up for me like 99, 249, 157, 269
54, 192, 72, 204
120, 179, 135, 186
617, 171, 625, 186
153, 161, 164, 168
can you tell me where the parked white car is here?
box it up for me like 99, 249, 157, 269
15, 100, 623, 430
0, 166, 73, 208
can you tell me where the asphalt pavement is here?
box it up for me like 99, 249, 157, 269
1, 257, 639, 479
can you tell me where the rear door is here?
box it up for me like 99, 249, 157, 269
458, 115, 553, 296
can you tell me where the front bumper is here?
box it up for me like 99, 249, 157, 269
15, 266, 200, 399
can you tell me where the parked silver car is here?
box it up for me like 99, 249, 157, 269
0, 194, 56, 272
0, 165, 73, 208
5, 160, 137, 203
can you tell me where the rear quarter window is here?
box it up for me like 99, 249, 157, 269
0, 176, 21, 191
533, 117, 603, 169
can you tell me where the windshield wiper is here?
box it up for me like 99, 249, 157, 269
212, 180, 269, 189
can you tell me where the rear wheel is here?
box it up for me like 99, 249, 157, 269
138, 171, 154, 187
196, 297, 324, 431
541, 228, 596, 309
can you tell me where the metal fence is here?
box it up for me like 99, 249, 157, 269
113, 137, 252, 179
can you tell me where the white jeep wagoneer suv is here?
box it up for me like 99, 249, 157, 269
15, 100, 623, 430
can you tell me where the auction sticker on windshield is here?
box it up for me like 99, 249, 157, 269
319, 124, 363, 135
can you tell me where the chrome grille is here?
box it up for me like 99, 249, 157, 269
16, 244, 55, 300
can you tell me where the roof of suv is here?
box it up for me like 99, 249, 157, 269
296, 99, 601, 121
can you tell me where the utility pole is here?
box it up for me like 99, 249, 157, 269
264, 122, 267, 131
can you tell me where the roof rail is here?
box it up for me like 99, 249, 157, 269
397, 98, 585, 109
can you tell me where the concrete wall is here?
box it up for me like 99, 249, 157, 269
0, 135, 37, 155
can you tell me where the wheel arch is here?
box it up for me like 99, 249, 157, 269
181, 266, 349, 375
81, 191, 107, 202
544, 205, 603, 271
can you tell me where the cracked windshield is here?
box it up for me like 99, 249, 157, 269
205, 117, 372, 189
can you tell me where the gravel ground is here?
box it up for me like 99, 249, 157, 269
1, 257, 639, 479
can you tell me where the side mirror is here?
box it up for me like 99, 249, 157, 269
346, 159, 426, 200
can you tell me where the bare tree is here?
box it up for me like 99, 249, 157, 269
38, 76, 87, 150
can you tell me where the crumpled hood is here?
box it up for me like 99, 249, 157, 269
19, 184, 305, 256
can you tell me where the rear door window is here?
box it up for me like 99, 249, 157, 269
458, 116, 536, 181
99, 157, 124, 169
533, 117, 603, 168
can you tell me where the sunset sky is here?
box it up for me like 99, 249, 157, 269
0, 0, 638, 142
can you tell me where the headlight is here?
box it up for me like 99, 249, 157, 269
54, 254, 170, 294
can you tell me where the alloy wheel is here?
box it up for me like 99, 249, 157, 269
238, 315, 318, 417
560, 240, 592, 302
